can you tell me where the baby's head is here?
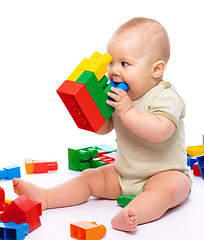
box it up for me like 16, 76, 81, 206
107, 17, 170, 100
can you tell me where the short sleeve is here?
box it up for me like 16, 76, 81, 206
147, 88, 185, 127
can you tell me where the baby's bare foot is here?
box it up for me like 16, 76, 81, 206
111, 208, 137, 232
13, 178, 47, 210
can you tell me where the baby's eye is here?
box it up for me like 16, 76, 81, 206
109, 61, 114, 66
122, 62, 129, 67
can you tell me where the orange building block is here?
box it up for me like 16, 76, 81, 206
70, 221, 106, 240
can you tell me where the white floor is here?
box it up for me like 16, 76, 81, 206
0, 164, 203, 240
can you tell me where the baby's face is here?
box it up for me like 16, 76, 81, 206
107, 29, 156, 100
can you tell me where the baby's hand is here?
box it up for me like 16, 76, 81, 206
107, 87, 133, 117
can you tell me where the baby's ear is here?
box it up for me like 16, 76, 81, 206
152, 60, 166, 79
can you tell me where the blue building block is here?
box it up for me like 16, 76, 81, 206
196, 155, 204, 179
0, 166, 21, 180
187, 156, 197, 170
109, 80, 129, 101
0, 221, 29, 240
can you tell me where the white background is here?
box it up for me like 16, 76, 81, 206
0, 0, 204, 239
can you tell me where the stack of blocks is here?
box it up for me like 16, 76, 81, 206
186, 138, 204, 179
56, 52, 128, 132
68, 144, 116, 171
0, 186, 42, 239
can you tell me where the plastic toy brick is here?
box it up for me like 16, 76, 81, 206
186, 145, 204, 158
109, 80, 129, 101
0, 221, 29, 240
70, 221, 106, 240
0, 166, 21, 180
187, 156, 197, 170
117, 194, 137, 208
67, 69, 84, 82
76, 71, 114, 120
97, 152, 116, 164
193, 163, 202, 177
75, 51, 112, 81
66, 52, 112, 82
196, 155, 204, 179
68, 146, 98, 171
25, 159, 58, 174
89, 158, 107, 168
0, 187, 5, 206
0, 195, 42, 233
94, 144, 116, 153
57, 80, 106, 132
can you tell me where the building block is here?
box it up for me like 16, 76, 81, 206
109, 80, 129, 101
68, 146, 102, 171
89, 158, 107, 168
186, 145, 204, 158
0, 221, 29, 240
94, 144, 116, 153
117, 195, 137, 208
66, 52, 111, 82
0, 187, 5, 208
193, 163, 202, 177
0, 187, 10, 212
76, 51, 112, 81
67, 69, 84, 82
57, 52, 129, 132
0, 195, 42, 233
70, 221, 106, 240
196, 155, 204, 179
25, 159, 58, 174
0, 166, 21, 180
187, 156, 197, 170
97, 152, 116, 164
57, 80, 105, 132
76, 71, 114, 120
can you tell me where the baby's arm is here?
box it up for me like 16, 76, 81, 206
107, 87, 176, 142
97, 117, 114, 135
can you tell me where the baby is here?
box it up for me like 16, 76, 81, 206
13, 17, 191, 232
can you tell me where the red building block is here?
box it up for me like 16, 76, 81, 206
56, 80, 105, 132
0, 194, 42, 232
33, 161, 58, 173
193, 162, 202, 177
0, 187, 5, 211
25, 159, 58, 174
70, 221, 106, 240
0, 187, 9, 211
0, 187, 5, 207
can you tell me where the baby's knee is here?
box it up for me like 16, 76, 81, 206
80, 168, 99, 180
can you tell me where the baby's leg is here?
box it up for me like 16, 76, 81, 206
13, 164, 122, 210
111, 170, 191, 231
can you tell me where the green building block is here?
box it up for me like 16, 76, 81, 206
117, 194, 137, 208
94, 144, 116, 153
76, 71, 114, 121
89, 158, 107, 168
68, 145, 99, 171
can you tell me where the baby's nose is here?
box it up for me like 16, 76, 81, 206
111, 65, 120, 76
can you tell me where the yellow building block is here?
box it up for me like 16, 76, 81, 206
76, 52, 112, 81
66, 69, 84, 81
5, 199, 13, 205
65, 52, 112, 82
186, 145, 204, 158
